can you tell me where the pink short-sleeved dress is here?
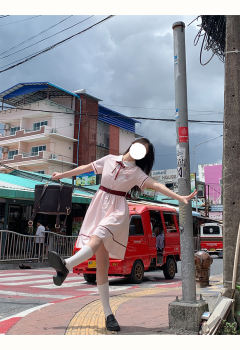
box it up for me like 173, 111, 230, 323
75, 154, 149, 259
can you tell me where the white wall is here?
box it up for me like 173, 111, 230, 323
119, 128, 135, 154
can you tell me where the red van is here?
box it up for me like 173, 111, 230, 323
200, 222, 223, 258
72, 203, 181, 283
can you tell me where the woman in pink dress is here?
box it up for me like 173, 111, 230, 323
48, 138, 197, 331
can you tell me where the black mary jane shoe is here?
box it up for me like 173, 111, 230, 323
105, 314, 120, 332
48, 251, 69, 286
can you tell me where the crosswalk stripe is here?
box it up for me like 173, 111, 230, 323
0, 290, 73, 299
0, 273, 27, 277
78, 285, 130, 294
33, 281, 86, 289
0, 276, 84, 286
0, 274, 50, 282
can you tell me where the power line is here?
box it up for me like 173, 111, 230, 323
0, 15, 114, 74
0, 15, 41, 27
0, 15, 73, 57
102, 103, 223, 114
0, 15, 95, 60
0, 106, 224, 124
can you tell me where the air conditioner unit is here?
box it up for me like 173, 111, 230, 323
2, 147, 9, 153
4, 124, 11, 131
49, 154, 57, 160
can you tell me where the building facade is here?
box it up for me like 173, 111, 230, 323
0, 82, 139, 174
197, 163, 223, 220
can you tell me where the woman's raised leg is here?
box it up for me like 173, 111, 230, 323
48, 235, 103, 286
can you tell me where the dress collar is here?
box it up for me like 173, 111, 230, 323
116, 154, 136, 168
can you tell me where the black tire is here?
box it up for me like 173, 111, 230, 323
83, 273, 96, 283
163, 257, 176, 280
130, 260, 144, 284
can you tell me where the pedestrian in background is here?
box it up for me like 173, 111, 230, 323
48, 137, 197, 332
35, 221, 45, 260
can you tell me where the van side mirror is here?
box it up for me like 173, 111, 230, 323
129, 224, 136, 236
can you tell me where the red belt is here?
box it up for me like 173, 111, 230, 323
99, 185, 126, 197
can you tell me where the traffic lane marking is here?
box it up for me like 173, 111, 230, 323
0, 276, 84, 286
0, 274, 50, 282
0, 273, 28, 277
33, 281, 87, 289
0, 290, 74, 299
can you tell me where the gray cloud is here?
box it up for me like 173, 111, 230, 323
0, 15, 224, 173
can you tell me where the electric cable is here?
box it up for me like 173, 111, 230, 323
0, 15, 114, 74
0, 106, 224, 124
0, 15, 74, 57
0, 15, 95, 60
0, 15, 41, 27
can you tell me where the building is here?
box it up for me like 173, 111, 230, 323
0, 82, 139, 174
197, 163, 223, 220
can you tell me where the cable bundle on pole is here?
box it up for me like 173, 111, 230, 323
194, 15, 226, 65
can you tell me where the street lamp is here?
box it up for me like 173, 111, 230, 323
192, 134, 223, 173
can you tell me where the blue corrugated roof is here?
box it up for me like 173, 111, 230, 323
0, 82, 80, 104
98, 105, 139, 133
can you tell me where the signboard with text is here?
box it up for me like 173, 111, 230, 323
76, 171, 96, 186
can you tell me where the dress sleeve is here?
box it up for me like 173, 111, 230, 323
91, 154, 110, 175
135, 168, 149, 190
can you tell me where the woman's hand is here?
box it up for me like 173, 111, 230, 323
180, 189, 198, 205
51, 172, 63, 180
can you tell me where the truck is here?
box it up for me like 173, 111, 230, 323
73, 203, 181, 283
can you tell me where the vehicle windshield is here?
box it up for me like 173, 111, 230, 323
202, 225, 221, 235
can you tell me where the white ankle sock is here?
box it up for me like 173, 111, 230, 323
97, 282, 112, 318
65, 245, 93, 271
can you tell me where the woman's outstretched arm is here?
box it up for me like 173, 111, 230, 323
51, 163, 94, 180
143, 177, 197, 205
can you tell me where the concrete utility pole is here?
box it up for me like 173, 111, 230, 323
223, 15, 240, 324
168, 22, 208, 333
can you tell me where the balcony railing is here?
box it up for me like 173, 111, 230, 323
0, 125, 46, 141
0, 151, 76, 166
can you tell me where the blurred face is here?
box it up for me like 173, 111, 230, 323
129, 142, 149, 160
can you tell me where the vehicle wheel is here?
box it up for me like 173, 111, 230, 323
83, 274, 96, 283
163, 257, 176, 279
130, 260, 144, 284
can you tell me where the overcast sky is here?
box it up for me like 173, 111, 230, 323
0, 13, 225, 175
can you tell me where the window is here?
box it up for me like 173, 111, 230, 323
129, 215, 144, 236
31, 145, 46, 156
149, 210, 164, 236
163, 213, 177, 231
203, 225, 220, 235
10, 127, 20, 135
33, 121, 48, 131
8, 150, 18, 159
36, 170, 45, 174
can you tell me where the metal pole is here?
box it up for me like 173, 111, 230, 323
172, 22, 196, 302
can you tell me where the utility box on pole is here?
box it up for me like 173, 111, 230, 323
168, 21, 208, 333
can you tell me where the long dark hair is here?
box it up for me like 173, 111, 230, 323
123, 137, 155, 175
123, 138, 155, 199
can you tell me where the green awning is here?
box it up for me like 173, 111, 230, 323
0, 172, 96, 204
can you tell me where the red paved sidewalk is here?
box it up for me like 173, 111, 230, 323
6, 283, 182, 335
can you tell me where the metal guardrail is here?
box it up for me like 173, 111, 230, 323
0, 230, 78, 263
